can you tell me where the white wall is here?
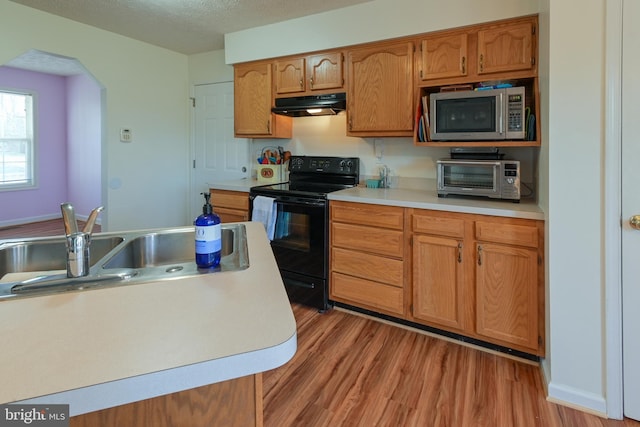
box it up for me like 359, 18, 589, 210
188, 50, 233, 85
544, 0, 608, 414
0, 1, 191, 232
67, 73, 101, 218
225, 0, 538, 64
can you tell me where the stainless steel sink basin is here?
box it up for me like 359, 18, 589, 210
0, 236, 124, 276
101, 228, 234, 269
0, 224, 249, 300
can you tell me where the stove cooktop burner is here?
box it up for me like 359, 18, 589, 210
250, 156, 360, 198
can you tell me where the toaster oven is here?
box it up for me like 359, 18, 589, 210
436, 159, 520, 201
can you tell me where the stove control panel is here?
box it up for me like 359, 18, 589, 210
289, 156, 359, 176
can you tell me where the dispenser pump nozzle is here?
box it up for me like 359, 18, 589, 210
201, 192, 213, 215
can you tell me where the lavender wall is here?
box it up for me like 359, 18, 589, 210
66, 74, 101, 218
0, 66, 67, 225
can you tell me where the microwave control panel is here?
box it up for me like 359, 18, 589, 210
507, 94, 524, 133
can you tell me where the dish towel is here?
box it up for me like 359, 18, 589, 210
252, 196, 277, 240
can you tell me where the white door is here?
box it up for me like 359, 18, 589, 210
622, 0, 640, 420
191, 82, 250, 220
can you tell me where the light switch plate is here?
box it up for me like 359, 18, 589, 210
120, 128, 132, 143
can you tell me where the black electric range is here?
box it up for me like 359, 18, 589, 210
249, 156, 360, 311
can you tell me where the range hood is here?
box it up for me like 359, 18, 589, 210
272, 93, 346, 117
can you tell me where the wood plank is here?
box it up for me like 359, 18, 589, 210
0, 219, 99, 240
264, 304, 640, 427
71, 374, 261, 427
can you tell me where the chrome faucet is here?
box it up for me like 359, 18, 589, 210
61, 203, 104, 278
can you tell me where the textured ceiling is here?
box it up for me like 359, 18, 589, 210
9, 0, 371, 55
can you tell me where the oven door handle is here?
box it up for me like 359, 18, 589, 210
274, 199, 326, 208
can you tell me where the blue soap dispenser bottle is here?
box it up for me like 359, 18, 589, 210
194, 192, 221, 268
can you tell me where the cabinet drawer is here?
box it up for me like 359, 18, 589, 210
216, 207, 248, 223
331, 202, 404, 230
332, 247, 403, 287
332, 222, 404, 258
331, 272, 404, 316
412, 212, 465, 238
475, 221, 539, 248
210, 190, 249, 210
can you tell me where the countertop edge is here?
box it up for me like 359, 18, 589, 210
328, 188, 545, 221
210, 179, 545, 221
17, 324, 297, 417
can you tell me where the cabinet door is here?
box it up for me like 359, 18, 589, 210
347, 42, 414, 135
234, 62, 273, 135
275, 58, 306, 94
307, 52, 343, 91
475, 242, 539, 351
413, 234, 465, 330
234, 62, 292, 138
477, 21, 534, 75
420, 33, 468, 81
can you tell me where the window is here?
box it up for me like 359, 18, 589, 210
0, 90, 34, 189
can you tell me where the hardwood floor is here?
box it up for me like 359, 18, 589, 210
264, 304, 640, 427
0, 218, 100, 240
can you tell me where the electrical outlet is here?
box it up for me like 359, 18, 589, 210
374, 139, 384, 160
120, 128, 132, 143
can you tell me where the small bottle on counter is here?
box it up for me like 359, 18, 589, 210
194, 192, 221, 268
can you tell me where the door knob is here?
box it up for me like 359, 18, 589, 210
630, 215, 640, 230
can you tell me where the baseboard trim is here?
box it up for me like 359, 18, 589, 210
333, 302, 540, 364
0, 214, 61, 229
546, 381, 608, 418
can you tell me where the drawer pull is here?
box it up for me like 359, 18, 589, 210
477, 245, 483, 266
457, 242, 463, 263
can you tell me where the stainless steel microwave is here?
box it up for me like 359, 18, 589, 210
429, 87, 526, 141
437, 159, 521, 201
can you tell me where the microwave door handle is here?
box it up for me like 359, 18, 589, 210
499, 93, 505, 135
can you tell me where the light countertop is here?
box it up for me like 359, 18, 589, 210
210, 178, 544, 220
209, 178, 261, 192
329, 185, 544, 220
1, 222, 297, 416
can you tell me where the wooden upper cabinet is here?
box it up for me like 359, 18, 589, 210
419, 33, 468, 81
477, 20, 535, 75
234, 61, 291, 138
275, 58, 306, 94
347, 41, 414, 136
307, 52, 343, 91
275, 52, 344, 96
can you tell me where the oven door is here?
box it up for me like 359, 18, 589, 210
269, 198, 327, 279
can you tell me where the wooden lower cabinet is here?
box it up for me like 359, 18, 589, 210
70, 373, 263, 427
475, 242, 539, 350
329, 201, 544, 356
412, 233, 468, 331
409, 208, 544, 356
210, 189, 249, 223
329, 201, 407, 317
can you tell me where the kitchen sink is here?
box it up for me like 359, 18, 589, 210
0, 236, 124, 277
101, 228, 234, 269
0, 224, 249, 300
